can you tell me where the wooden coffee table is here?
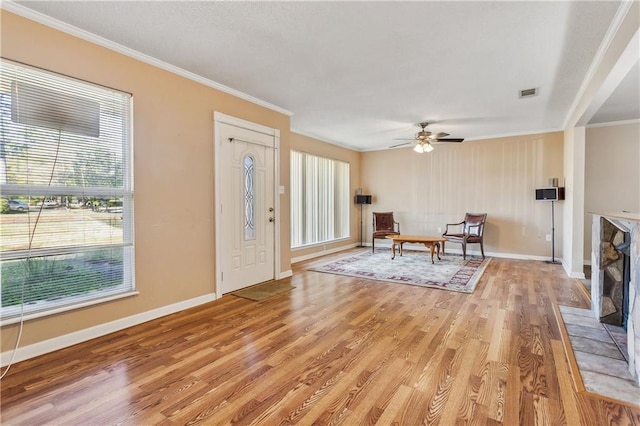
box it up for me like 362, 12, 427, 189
385, 235, 447, 264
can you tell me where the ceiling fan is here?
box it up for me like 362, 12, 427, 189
390, 122, 464, 153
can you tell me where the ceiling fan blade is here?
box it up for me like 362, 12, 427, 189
389, 141, 414, 148
433, 132, 449, 138
392, 138, 416, 141
434, 138, 464, 143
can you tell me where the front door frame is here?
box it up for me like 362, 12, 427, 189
213, 112, 281, 295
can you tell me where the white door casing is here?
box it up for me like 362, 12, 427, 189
214, 113, 279, 294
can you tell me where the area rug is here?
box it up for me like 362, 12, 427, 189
231, 281, 295, 301
309, 249, 491, 293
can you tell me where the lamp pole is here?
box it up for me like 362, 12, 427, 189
359, 202, 364, 247
546, 200, 560, 264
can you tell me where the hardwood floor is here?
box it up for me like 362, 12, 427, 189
2, 251, 639, 425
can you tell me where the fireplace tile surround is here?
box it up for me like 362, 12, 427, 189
591, 212, 640, 388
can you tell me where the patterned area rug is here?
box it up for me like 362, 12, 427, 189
310, 249, 491, 293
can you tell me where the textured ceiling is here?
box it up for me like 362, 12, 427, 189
9, 1, 636, 151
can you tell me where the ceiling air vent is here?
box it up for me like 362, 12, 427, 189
519, 88, 538, 98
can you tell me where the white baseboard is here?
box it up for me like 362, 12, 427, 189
293, 240, 559, 264
0, 293, 217, 367
278, 269, 293, 279
569, 272, 587, 279
372, 241, 556, 262
291, 242, 359, 264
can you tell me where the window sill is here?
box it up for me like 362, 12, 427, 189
0, 291, 140, 326
291, 237, 351, 251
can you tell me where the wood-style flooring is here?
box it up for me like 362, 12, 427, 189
2, 251, 639, 425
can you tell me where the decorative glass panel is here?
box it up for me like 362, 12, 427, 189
243, 155, 255, 240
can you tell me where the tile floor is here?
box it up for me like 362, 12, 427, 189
558, 305, 639, 406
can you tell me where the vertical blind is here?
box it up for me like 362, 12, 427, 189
0, 59, 134, 321
290, 151, 349, 248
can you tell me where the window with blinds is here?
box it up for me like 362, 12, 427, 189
0, 59, 134, 322
290, 151, 349, 248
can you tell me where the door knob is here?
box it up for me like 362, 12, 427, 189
269, 217, 275, 222
269, 207, 274, 212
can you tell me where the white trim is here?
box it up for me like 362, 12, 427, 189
273, 130, 282, 280
382, 128, 564, 151
0, 291, 139, 326
294, 127, 567, 154
278, 269, 293, 279
291, 242, 359, 264
291, 237, 351, 252
563, 259, 587, 280
563, 0, 636, 129
461, 250, 555, 263
457, 128, 564, 143
363, 128, 565, 153
586, 118, 640, 128
1, 1, 293, 117
214, 112, 279, 137
0, 293, 217, 367
213, 112, 281, 292
368, 240, 558, 262
292, 241, 563, 264
214, 118, 223, 293
576, 27, 640, 127
290, 128, 358, 150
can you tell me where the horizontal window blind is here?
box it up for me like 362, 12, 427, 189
290, 151, 349, 248
0, 59, 134, 321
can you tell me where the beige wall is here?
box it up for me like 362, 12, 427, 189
584, 122, 640, 260
361, 132, 565, 258
1, 12, 293, 349
289, 132, 362, 260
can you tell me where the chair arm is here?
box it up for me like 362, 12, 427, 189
394, 221, 400, 233
443, 221, 464, 235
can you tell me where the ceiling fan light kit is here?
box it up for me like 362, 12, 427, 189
391, 121, 464, 153
413, 142, 434, 153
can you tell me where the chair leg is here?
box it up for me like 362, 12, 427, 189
372, 238, 375, 253
442, 241, 445, 255
462, 242, 467, 260
480, 241, 485, 258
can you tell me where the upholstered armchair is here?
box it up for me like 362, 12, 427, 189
372, 212, 400, 252
442, 213, 487, 259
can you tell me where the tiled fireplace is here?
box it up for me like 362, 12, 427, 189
591, 212, 640, 387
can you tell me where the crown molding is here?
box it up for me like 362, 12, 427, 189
1, 1, 293, 117
290, 128, 362, 151
586, 118, 640, 128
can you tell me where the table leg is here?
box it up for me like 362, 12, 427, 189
399, 242, 404, 257
435, 242, 441, 260
391, 242, 396, 259
429, 244, 435, 264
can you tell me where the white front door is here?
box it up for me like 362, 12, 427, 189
216, 118, 276, 294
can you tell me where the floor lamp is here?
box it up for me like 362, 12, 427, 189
355, 194, 372, 248
535, 186, 564, 264
547, 200, 560, 264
